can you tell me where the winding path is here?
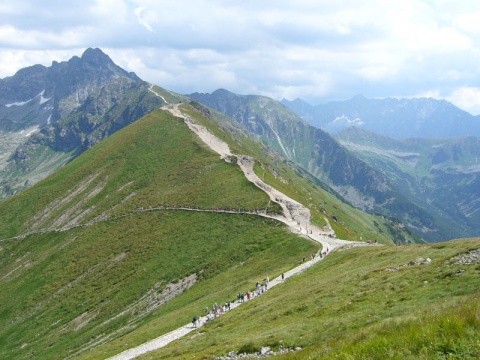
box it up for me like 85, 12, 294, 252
106, 104, 364, 359
168, 104, 357, 251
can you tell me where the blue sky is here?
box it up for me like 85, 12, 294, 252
1, 0, 480, 114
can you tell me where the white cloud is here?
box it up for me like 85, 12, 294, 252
1, 0, 480, 111
134, 6, 154, 32
446, 87, 480, 115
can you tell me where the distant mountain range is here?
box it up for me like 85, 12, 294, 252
282, 95, 480, 138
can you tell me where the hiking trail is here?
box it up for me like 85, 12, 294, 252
106, 104, 368, 360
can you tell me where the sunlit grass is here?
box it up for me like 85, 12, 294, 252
140, 238, 480, 359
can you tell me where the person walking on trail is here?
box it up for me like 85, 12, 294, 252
281, 273, 285, 281
192, 316, 197, 328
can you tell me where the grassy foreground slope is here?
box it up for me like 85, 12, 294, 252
0, 108, 319, 359
140, 238, 480, 359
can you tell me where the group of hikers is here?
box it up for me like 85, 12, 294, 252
191, 248, 333, 328
303, 248, 329, 264
191, 277, 274, 328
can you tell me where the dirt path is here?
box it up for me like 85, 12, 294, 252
106, 104, 365, 359
107, 251, 330, 360
148, 84, 168, 104
167, 104, 358, 251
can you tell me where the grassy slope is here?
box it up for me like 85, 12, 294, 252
0, 108, 280, 239
0, 104, 426, 360
183, 104, 421, 244
0, 108, 319, 359
141, 237, 480, 359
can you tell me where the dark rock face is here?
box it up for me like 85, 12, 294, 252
0, 48, 163, 151
0, 48, 165, 199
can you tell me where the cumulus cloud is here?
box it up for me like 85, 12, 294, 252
1, 0, 480, 114
447, 87, 480, 115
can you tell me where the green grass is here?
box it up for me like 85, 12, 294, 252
139, 238, 480, 359
0, 107, 320, 359
310, 297, 480, 359
0, 211, 318, 360
0, 104, 447, 360
0, 108, 276, 239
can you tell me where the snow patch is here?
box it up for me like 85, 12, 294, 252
19, 125, 40, 137
5, 99, 32, 108
38, 90, 51, 104
5, 90, 51, 108
332, 114, 364, 126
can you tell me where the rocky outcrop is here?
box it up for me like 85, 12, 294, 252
449, 249, 480, 266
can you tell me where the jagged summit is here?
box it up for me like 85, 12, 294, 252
0, 48, 176, 199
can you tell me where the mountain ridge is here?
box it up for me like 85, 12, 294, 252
0, 102, 423, 359
282, 95, 480, 138
0, 48, 181, 199
0, 49, 477, 359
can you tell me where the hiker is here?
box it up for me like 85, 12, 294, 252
205, 306, 209, 315
192, 316, 197, 328
281, 273, 285, 280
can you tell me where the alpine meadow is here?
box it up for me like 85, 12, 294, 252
0, 49, 478, 360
